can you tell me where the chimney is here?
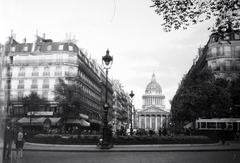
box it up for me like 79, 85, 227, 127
43, 33, 45, 39
23, 38, 26, 44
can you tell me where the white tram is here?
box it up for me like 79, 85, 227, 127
196, 118, 240, 131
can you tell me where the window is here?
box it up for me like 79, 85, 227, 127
42, 91, 48, 99
69, 55, 75, 63
11, 47, 15, 52
18, 91, 24, 100
31, 79, 38, 89
235, 46, 240, 56
6, 68, 12, 77
211, 48, 217, 57
43, 67, 50, 76
36, 46, 41, 52
234, 33, 240, 40
18, 80, 24, 89
217, 47, 223, 56
211, 61, 217, 70
47, 45, 52, 51
69, 45, 73, 51
32, 67, 39, 76
43, 79, 49, 89
224, 46, 231, 56
225, 61, 231, 71
23, 46, 28, 52
55, 66, 62, 76
19, 67, 25, 76
58, 45, 64, 50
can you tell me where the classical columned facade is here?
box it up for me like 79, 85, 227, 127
137, 107, 169, 130
137, 73, 169, 131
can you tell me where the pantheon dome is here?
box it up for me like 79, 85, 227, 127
145, 73, 162, 94
137, 73, 169, 131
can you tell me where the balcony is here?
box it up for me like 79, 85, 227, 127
18, 72, 25, 76
31, 85, 38, 89
32, 72, 39, 76
6, 72, 12, 77
4, 85, 11, 89
65, 71, 77, 77
43, 72, 50, 76
42, 84, 49, 89
17, 85, 24, 89
55, 72, 62, 76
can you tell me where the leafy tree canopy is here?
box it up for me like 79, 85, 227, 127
53, 78, 82, 108
23, 92, 46, 104
171, 67, 232, 122
151, 0, 240, 34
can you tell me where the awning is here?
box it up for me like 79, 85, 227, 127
81, 119, 90, 127
17, 117, 61, 126
89, 119, 101, 125
79, 113, 89, 120
17, 117, 46, 126
27, 111, 53, 116
66, 119, 90, 127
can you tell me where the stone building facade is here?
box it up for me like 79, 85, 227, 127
137, 73, 169, 132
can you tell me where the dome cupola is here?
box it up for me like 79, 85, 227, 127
145, 73, 162, 94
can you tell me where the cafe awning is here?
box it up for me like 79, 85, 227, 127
17, 117, 46, 126
66, 119, 90, 127
27, 111, 53, 116
17, 117, 61, 126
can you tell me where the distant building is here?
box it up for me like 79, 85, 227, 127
137, 73, 169, 132
207, 32, 240, 80
0, 34, 113, 132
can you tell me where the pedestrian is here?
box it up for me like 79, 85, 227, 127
225, 126, 231, 145
235, 129, 239, 140
3, 123, 14, 159
220, 126, 226, 145
108, 125, 113, 148
158, 128, 162, 137
16, 127, 25, 158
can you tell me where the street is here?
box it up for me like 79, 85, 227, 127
2, 151, 240, 163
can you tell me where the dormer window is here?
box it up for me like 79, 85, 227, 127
36, 45, 41, 52
23, 46, 28, 52
11, 47, 15, 52
69, 45, 73, 51
47, 45, 52, 51
59, 45, 64, 51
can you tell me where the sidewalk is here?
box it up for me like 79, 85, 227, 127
1, 139, 240, 152
23, 141, 240, 152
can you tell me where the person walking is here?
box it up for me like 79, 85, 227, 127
108, 125, 113, 148
3, 123, 14, 159
220, 126, 226, 145
16, 127, 24, 158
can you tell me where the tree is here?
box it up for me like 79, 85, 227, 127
171, 67, 232, 127
53, 77, 83, 133
23, 92, 48, 131
151, 0, 240, 35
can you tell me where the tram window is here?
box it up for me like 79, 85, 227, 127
227, 125, 233, 130
201, 122, 206, 128
197, 122, 200, 129
207, 122, 216, 128
220, 123, 226, 129
217, 122, 222, 129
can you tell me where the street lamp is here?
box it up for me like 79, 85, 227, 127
129, 90, 135, 136
101, 49, 113, 149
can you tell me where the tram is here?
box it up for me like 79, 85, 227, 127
195, 118, 240, 140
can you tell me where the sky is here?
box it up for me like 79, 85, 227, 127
0, 0, 215, 110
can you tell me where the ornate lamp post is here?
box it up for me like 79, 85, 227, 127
129, 90, 135, 136
101, 49, 113, 149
